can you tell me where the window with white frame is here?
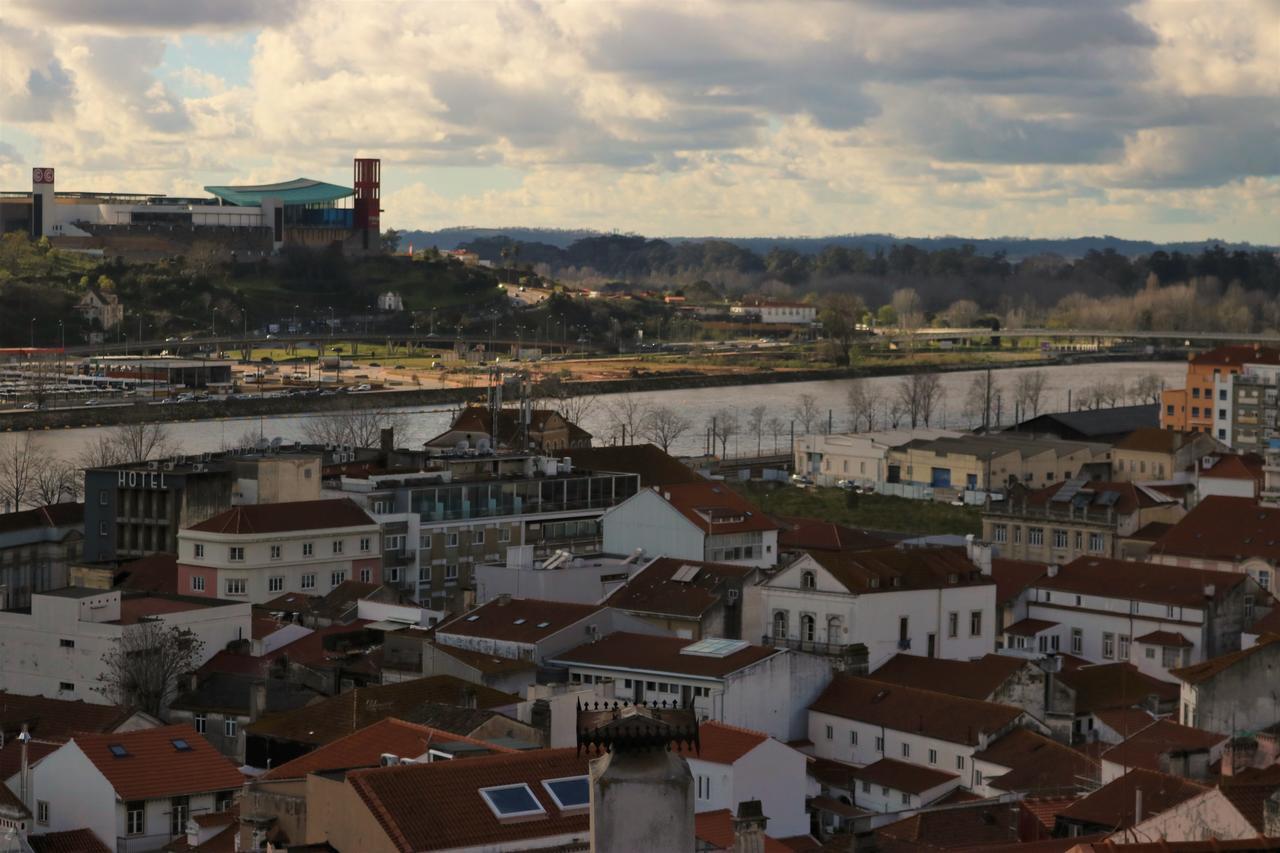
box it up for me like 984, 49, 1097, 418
419, 566, 430, 582
301, 573, 315, 590
224, 719, 237, 737
385, 534, 403, 552
850, 730, 858, 745
473, 530, 485, 545
1089, 533, 1104, 552
1118, 634, 1130, 661
270, 545, 281, 560
499, 528, 511, 543
1052, 529, 1068, 548
902, 742, 910, 758
419, 533, 432, 549
947, 612, 958, 638
225, 578, 246, 596
330, 570, 346, 587
993, 525, 1007, 543
194, 543, 204, 558
268, 576, 284, 593
445, 564, 458, 581
956, 755, 965, 770
447, 532, 459, 548
1071, 628, 1083, 655
126, 801, 145, 836
360, 537, 371, 552
875, 736, 884, 752
360, 568, 372, 583
191, 576, 205, 592
825, 725, 833, 740
228, 546, 244, 562
37, 801, 48, 825
194, 714, 206, 734
1102, 632, 1116, 659
1028, 527, 1044, 546
303, 542, 314, 557
332, 540, 344, 555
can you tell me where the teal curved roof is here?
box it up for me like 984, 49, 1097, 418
203, 178, 353, 207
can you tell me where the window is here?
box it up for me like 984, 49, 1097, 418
499, 528, 511, 543
1052, 529, 1068, 549
170, 796, 189, 837
191, 575, 205, 592
59, 638, 74, 648
862, 781, 871, 794
901, 742, 910, 758
1146, 647, 1156, 659
957, 755, 965, 770
1102, 632, 1115, 659
420, 533, 432, 549
59, 682, 74, 692
225, 578, 246, 596
928, 748, 937, 765
695, 775, 713, 802
419, 566, 431, 582
126, 801, 145, 835
301, 573, 315, 590
1074, 531, 1083, 550
1219, 409, 1227, 420
875, 736, 884, 752
224, 719, 237, 738
332, 540, 343, 555
474, 530, 486, 545
216, 791, 234, 812
385, 535, 403, 552
1220, 388, 1228, 400
801, 614, 816, 642
993, 525, 1007, 543
801, 571, 816, 590
1071, 628, 1083, 655
542, 776, 590, 812
330, 570, 346, 587
1118, 634, 1130, 661
268, 576, 284, 593
447, 532, 459, 548
360, 537, 371, 552
1028, 527, 1044, 546
194, 714, 206, 734
1163, 647, 1183, 668
360, 568, 372, 583
445, 564, 458, 581
194, 543, 204, 559
98, 489, 109, 506
36, 801, 48, 825
969, 611, 982, 637
228, 546, 244, 562
974, 771, 983, 788
948, 612, 958, 638
901, 792, 911, 806
850, 730, 858, 745
1089, 533, 1104, 552
99, 521, 108, 536
1013, 526, 1022, 544
270, 545, 281, 560
302, 542, 314, 557
772, 611, 788, 638
825, 725, 833, 740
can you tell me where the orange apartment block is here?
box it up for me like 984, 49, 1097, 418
1160, 345, 1280, 434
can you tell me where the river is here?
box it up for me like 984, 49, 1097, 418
21, 361, 1185, 463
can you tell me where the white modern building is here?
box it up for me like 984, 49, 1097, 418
793, 428, 960, 489
0, 588, 250, 704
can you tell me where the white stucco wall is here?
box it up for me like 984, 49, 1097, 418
688, 737, 810, 837
601, 491, 703, 562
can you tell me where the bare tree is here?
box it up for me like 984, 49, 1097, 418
746, 405, 768, 455
896, 372, 943, 428
943, 299, 981, 328
1013, 370, 1049, 419
964, 371, 1002, 431
707, 408, 740, 457
31, 459, 81, 505
114, 422, 177, 463
918, 373, 944, 426
604, 394, 652, 445
1131, 373, 1163, 405
793, 393, 821, 434
533, 373, 596, 424
765, 416, 787, 453
845, 379, 882, 433
97, 621, 205, 718
0, 434, 43, 511
302, 404, 408, 448
642, 406, 693, 453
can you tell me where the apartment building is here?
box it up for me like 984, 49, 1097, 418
1219, 362, 1280, 447
1148, 495, 1280, 592
1111, 428, 1224, 483
0, 503, 83, 610
1160, 345, 1280, 434
176, 498, 382, 603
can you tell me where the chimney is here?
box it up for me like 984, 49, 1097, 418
17, 725, 31, 812
1047, 564, 1059, 578
249, 680, 268, 723
732, 800, 768, 853
1204, 584, 1216, 599
1134, 786, 1144, 826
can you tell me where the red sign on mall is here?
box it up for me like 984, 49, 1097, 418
32, 168, 54, 184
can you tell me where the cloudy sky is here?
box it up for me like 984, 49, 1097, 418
2, 0, 1277, 241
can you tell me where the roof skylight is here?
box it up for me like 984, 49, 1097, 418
479, 783, 546, 820
542, 775, 590, 811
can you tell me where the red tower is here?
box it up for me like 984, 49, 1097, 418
353, 158, 380, 249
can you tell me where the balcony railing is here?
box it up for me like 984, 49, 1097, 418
762, 635, 847, 656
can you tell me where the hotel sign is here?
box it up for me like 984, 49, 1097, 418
117, 470, 170, 489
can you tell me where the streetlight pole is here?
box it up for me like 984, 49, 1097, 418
29, 318, 35, 350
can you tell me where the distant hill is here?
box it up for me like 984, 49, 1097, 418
395, 227, 1272, 260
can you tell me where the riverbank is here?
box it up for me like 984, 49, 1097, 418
0, 348, 1177, 432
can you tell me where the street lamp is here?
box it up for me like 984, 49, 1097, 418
29, 317, 35, 350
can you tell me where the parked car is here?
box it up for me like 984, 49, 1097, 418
790, 474, 813, 486
20, 402, 38, 410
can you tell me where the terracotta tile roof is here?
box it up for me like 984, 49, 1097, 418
1171, 636, 1280, 685
117, 552, 179, 594
875, 802, 1021, 848
425, 642, 536, 676
649, 481, 779, 535
0, 693, 137, 740
854, 757, 958, 795
772, 833, 822, 853
0, 776, 29, 818
1134, 630, 1192, 647
1249, 608, 1280, 638
1198, 453, 1265, 483
565, 444, 700, 487
777, 516, 890, 552
1054, 662, 1179, 712
1035, 555, 1246, 608
436, 597, 600, 645
1149, 496, 1280, 563
549, 632, 780, 679
73, 724, 244, 800
869, 654, 1030, 702
974, 728, 1100, 795
695, 720, 769, 765
1115, 428, 1200, 454
244, 676, 518, 746
807, 756, 860, 789
1021, 480, 1178, 518
694, 809, 792, 852
0, 502, 83, 534
26, 829, 112, 853
809, 675, 1025, 747
808, 795, 871, 820
1100, 720, 1227, 772
260, 717, 514, 780
1057, 768, 1205, 831
1125, 521, 1173, 542
1189, 344, 1280, 368
261, 591, 318, 615
186, 498, 376, 534
346, 747, 590, 852
991, 558, 1049, 605
1217, 781, 1280, 832
1004, 618, 1058, 637
935, 788, 985, 805
394, 703, 515, 738
1071, 839, 1280, 852
162, 822, 237, 853
953, 838, 1107, 853
802, 546, 993, 594
434, 405, 589, 447
0, 737, 61, 784
1093, 708, 1157, 738
604, 557, 753, 619
113, 594, 221, 625
1018, 797, 1079, 834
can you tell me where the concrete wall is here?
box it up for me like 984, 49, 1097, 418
1126, 788, 1256, 843
601, 490, 703, 564
22, 742, 116, 849
304, 773, 398, 853
1181, 641, 1280, 734
687, 738, 812, 837
716, 650, 832, 742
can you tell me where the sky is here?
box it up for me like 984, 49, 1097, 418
1, 0, 1277, 242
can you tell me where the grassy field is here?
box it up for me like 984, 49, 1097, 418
729, 481, 982, 537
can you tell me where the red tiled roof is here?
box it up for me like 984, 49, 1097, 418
1035, 555, 1246, 608
1093, 708, 1157, 738
1115, 428, 1199, 454
424, 642, 536, 676
990, 558, 1048, 605
0, 776, 29, 818
1100, 720, 1227, 772
648, 482, 779, 535
1134, 630, 1192, 647
0, 693, 137, 740
694, 809, 792, 852
801, 546, 992, 594
261, 717, 513, 780
1198, 453, 1265, 482
1071, 840, 1280, 852
551, 632, 780, 679
565, 444, 701, 487
1054, 662, 1179, 712
1217, 781, 1280, 833
0, 737, 61, 782
695, 721, 769, 765
1125, 521, 1173, 542
1019, 797, 1079, 833
74, 724, 244, 800
1250, 608, 1280, 638
1057, 768, 1205, 831
1004, 618, 1058, 637
1171, 636, 1280, 685
975, 728, 1100, 795
26, 829, 111, 853
1189, 345, 1280, 368
0, 502, 83, 535
777, 517, 889, 552
809, 675, 1024, 747
1023, 480, 1175, 518
163, 821, 237, 853
869, 654, 1029, 702
114, 595, 217, 625
854, 757, 958, 795
437, 598, 600, 645
1150, 496, 1280, 563
187, 498, 375, 534
117, 553, 179, 594
604, 557, 753, 619
875, 802, 1022, 848
953, 838, 1107, 853
346, 747, 590, 852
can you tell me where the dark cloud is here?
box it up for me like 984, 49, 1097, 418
19, 0, 301, 31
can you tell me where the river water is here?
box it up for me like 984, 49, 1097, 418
22, 361, 1185, 463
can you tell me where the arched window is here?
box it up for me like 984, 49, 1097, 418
772, 611, 788, 639
801, 614, 816, 642
801, 571, 816, 590
827, 616, 843, 644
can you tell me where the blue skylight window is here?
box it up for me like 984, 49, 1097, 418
542, 776, 590, 811
172, 738, 192, 751
479, 784, 546, 819
108, 744, 128, 758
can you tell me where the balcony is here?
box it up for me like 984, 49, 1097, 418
382, 549, 413, 567
897, 637, 912, 651
762, 635, 847, 656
